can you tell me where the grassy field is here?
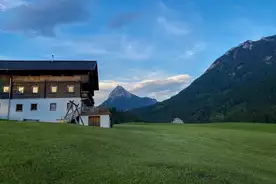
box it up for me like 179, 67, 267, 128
0, 121, 275, 184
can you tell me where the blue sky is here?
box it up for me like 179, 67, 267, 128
1, 0, 276, 104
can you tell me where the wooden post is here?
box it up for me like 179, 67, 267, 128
7, 76, 12, 121
44, 80, 47, 98
76, 107, 84, 125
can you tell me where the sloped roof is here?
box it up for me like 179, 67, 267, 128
0, 60, 99, 90
81, 106, 111, 116
0, 60, 97, 71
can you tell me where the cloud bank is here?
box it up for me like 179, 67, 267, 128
95, 72, 193, 105
0, 0, 92, 36
108, 11, 141, 29
157, 16, 189, 36
0, 0, 25, 11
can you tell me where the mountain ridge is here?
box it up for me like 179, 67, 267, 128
131, 34, 276, 123
101, 85, 157, 111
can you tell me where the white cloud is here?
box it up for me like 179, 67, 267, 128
177, 42, 206, 59
0, 0, 25, 11
36, 33, 153, 61
0, 0, 92, 36
94, 71, 192, 105
158, 2, 171, 13
157, 16, 189, 36
181, 50, 195, 59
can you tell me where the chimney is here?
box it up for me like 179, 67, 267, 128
52, 54, 55, 62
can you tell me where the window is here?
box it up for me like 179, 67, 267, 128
30, 104, 38, 111
67, 103, 71, 110
67, 85, 75, 93
16, 104, 23, 112
32, 86, 39, 94
50, 103, 57, 111
17, 86, 24, 94
3, 86, 9, 93
51, 86, 58, 93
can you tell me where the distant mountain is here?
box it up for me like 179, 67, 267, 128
132, 34, 276, 123
101, 86, 157, 111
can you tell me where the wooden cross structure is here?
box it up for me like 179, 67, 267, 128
64, 100, 84, 125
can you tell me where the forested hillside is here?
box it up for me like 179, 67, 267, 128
131, 35, 276, 123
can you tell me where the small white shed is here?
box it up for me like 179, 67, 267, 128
171, 118, 184, 124
80, 107, 112, 128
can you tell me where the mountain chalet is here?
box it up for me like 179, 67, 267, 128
0, 60, 111, 128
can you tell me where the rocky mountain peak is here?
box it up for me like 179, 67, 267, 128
102, 86, 158, 111
108, 85, 132, 99
239, 40, 254, 50
207, 35, 276, 73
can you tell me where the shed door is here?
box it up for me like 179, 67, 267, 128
89, 116, 100, 127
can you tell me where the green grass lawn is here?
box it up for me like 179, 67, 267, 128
0, 121, 275, 184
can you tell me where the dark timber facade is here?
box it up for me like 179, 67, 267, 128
0, 60, 99, 122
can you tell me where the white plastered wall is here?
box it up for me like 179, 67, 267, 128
0, 99, 9, 119
8, 98, 81, 122
81, 114, 111, 128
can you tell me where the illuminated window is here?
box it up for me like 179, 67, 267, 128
67, 85, 74, 93
3, 86, 9, 93
50, 103, 57, 111
51, 86, 58, 93
17, 86, 24, 94
32, 86, 39, 94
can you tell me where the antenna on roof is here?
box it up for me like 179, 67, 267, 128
52, 54, 55, 62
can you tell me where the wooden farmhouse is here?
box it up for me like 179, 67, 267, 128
0, 60, 111, 128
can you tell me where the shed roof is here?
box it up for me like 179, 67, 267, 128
0, 60, 97, 71
81, 106, 111, 116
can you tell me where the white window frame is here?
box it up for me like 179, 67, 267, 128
67, 103, 71, 110
50, 103, 57, 111
16, 104, 23, 112
30, 104, 38, 111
